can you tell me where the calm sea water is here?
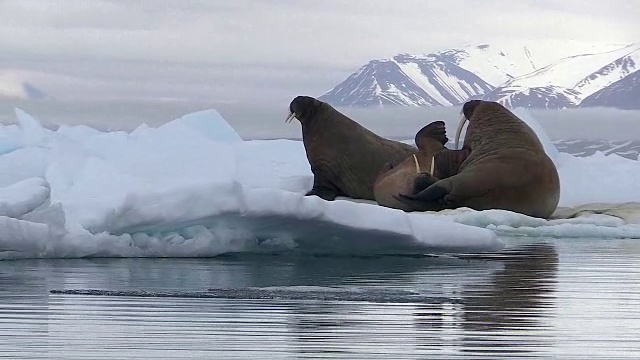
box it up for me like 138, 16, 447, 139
1, 238, 639, 359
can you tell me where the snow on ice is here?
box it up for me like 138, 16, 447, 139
1, 106, 640, 260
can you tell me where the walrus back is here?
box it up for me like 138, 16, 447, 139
446, 101, 561, 218
303, 106, 417, 200
452, 147, 561, 218
340, 133, 417, 200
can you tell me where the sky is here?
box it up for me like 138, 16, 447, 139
0, 0, 637, 107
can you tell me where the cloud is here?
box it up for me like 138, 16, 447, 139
0, 60, 347, 107
1, 0, 636, 65
0, 0, 637, 103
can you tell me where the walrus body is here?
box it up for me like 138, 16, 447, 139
373, 121, 468, 211
394, 100, 561, 219
286, 95, 418, 201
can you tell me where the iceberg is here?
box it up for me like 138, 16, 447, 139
1, 106, 639, 260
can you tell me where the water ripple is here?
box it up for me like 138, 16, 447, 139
50, 287, 449, 304
0, 239, 639, 359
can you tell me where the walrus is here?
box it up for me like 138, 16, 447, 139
286, 95, 418, 201
394, 100, 561, 219
373, 120, 469, 211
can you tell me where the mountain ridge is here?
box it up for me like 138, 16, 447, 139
319, 41, 640, 109
580, 69, 640, 109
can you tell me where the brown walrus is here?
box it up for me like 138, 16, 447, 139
394, 100, 561, 219
286, 95, 418, 201
373, 120, 469, 211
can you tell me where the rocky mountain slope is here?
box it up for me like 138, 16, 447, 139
580, 70, 640, 110
320, 41, 639, 109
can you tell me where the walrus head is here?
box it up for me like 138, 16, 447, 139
454, 99, 485, 149
286, 95, 324, 124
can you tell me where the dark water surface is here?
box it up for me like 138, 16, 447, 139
1, 238, 639, 359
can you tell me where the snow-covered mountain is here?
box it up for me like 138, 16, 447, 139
554, 138, 640, 160
580, 70, 640, 109
481, 85, 582, 109
319, 54, 494, 107
319, 41, 639, 109
569, 46, 639, 97
495, 43, 640, 108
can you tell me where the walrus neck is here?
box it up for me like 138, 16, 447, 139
300, 111, 329, 135
301, 106, 367, 139
467, 116, 543, 154
433, 147, 471, 179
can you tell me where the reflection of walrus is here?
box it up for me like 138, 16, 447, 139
395, 100, 561, 219
286, 96, 418, 201
373, 121, 469, 211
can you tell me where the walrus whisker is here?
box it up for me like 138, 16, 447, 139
454, 113, 468, 150
413, 154, 421, 174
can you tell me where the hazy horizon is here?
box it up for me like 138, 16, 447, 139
1, 98, 639, 143
0, 0, 637, 141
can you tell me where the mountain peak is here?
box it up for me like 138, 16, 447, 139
319, 41, 638, 109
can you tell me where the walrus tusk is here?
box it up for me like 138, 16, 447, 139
285, 111, 296, 123
429, 156, 434, 176
414, 154, 435, 176
454, 113, 468, 150
413, 154, 421, 174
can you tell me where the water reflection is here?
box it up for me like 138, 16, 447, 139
2, 239, 640, 359
0, 261, 50, 359
458, 243, 558, 357
459, 243, 558, 329
408, 244, 557, 356
278, 243, 559, 358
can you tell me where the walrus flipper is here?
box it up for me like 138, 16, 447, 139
391, 192, 447, 212
412, 173, 438, 193
306, 180, 340, 201
392, 182, 449, 212
306, 168, 341, 201
306, 187, 339, 201
395, 184, 448, 203
415, 121, 448, 148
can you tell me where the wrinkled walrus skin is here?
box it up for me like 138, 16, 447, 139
394, 100, 561, 219
373, 120, 469, 211
286, 95, 418, 201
